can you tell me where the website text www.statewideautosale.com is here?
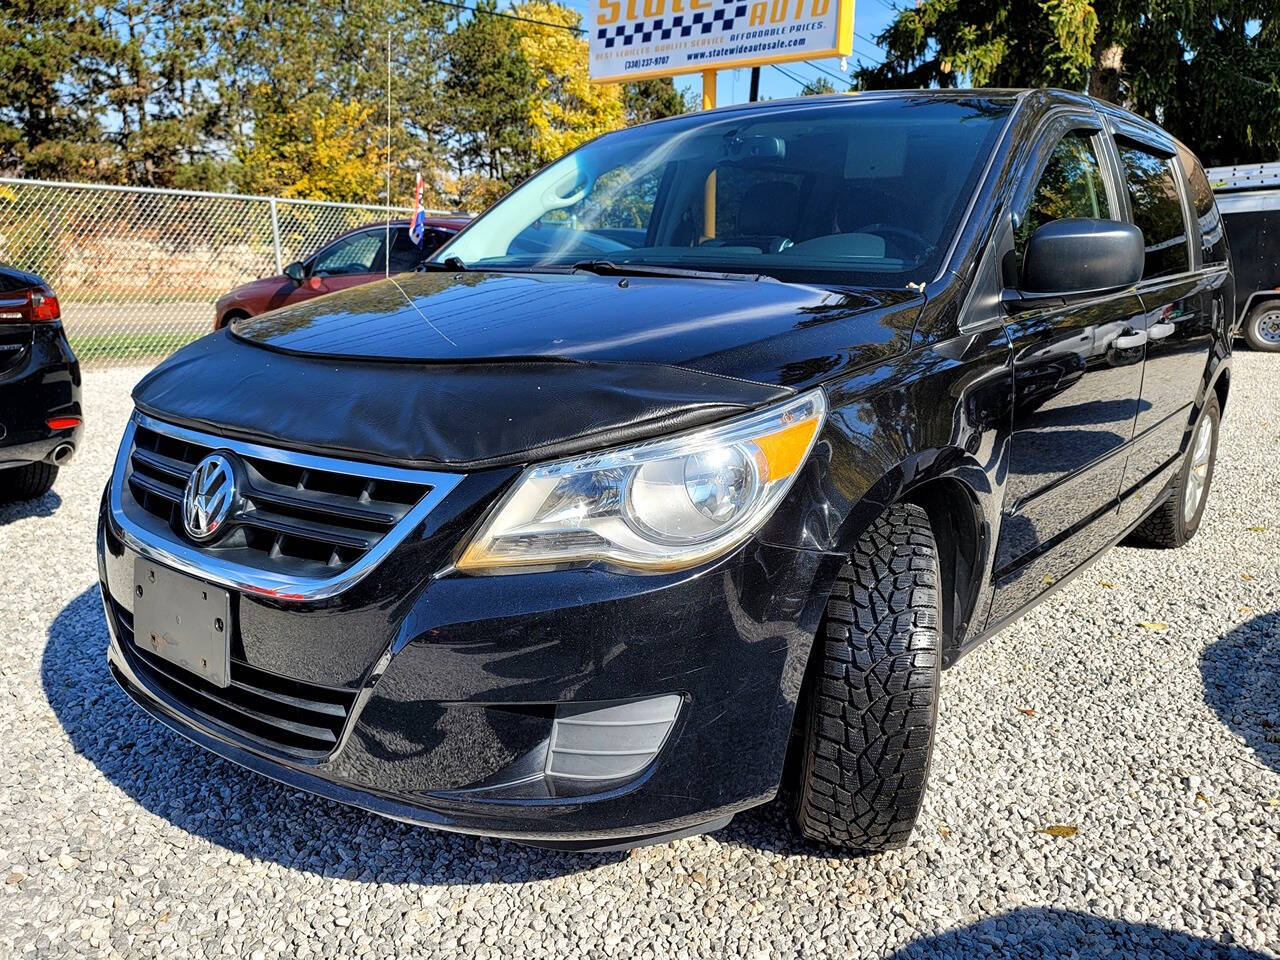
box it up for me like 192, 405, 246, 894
593, 21, 827, 73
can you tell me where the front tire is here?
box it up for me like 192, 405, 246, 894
1127, 394, 1220, 548
0, 462, 58, 504
1244, 300, 1280, 352
790, 502, 942, 852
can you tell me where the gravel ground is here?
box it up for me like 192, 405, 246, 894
1, 354, 1277, 959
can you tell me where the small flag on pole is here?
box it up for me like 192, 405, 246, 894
408, 172, 426, 246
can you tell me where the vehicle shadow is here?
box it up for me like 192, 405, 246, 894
712, 795, 862, 859
0, 489, 62, 524
42, 587, 624, 883
1201, 610, 1280, 775
882, 908, 1271, 959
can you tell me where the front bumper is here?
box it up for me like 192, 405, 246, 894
99, 500, 837, 846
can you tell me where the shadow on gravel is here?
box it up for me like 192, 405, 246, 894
43, 587, 625, 883
712, 796, 860, 859
882, 908, 1271, 959
1201, 610, 1280, 775
0, 489, 62, 524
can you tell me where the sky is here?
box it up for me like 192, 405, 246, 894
559, 0, 899, 105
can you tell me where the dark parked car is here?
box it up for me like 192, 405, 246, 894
0, 265, 81, 504
99, 90, 1232, 853
1207, 161, 1280, 351
213, 218, 469, 328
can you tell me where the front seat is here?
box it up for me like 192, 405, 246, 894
705, 179, 802, 253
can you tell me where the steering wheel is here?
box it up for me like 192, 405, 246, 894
851, 223, 930, 260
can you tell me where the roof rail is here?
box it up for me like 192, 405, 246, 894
1206, 161, 1280, 192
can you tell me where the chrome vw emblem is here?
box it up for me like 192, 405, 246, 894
182, 453, 237, 541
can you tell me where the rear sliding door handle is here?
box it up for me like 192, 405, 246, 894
1112, 329, 1148, 350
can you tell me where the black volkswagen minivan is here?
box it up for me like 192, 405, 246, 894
98, 89, 1232, 852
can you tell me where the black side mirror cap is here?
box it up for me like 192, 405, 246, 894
1019, 218, 1144, 297
283, 261, 306, 284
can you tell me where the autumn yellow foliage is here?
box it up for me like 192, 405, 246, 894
238, 99, 389, 204
513, 2, 625, 165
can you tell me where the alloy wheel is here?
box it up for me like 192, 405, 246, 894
1183, 413, 1214, 523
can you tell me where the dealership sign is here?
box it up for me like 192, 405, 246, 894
588, 0, 854, 83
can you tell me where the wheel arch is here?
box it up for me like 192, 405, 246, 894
821, 455, 994, 668
217, 308, 251, 329
902, 476, 988, 665
1211, 363, 1230, 415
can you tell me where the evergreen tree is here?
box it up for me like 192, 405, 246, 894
0, 0, 113, 179
623, 78, 693, 124
858, 0, 1279, 164
442, 1, 537, 190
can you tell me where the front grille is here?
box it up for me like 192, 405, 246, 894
111, 413, 464, 599
128, 422, 427, 573
112, 600, 357, 759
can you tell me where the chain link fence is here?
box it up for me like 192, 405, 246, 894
0, 178, 459, 366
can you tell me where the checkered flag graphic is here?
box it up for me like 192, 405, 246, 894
597, 0, 751, 48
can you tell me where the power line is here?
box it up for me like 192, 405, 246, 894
421, 0, 583, 34
804, 60, 848, 85
771, 63, 809, 89
855, 30, 885, 58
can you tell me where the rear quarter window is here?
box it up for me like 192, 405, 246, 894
1117, 141, 1191, 279
1176, 144, 1229, 265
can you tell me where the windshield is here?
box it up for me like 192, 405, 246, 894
434, 95, 1014, 287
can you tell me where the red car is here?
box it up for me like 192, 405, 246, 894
214, 218, 468, 329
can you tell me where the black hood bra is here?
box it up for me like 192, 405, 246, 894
133, 270, 919, 470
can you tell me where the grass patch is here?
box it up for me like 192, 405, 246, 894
69, 331, 199, 364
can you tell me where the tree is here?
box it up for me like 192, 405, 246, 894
857, 0, 1098, 90
1114, 1, 1280, 165
0, 0, 114, 179
221, 0, 452, 201
623, 78, 693, 124
442, 0, 537, 193
89, 0, 227, 188
236, 98, 387, 202
800, 76, 837, 96
513, 2, 625, 165
858, 0, 1280, 164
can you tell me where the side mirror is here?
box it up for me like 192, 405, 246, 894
283, 261, 306, 284
1019, 219, 1144, 297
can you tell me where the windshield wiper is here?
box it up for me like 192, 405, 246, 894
570, 259, 776, 283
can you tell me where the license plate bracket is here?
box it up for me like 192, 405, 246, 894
132, 558, 231, 688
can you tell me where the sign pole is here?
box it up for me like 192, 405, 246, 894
701, 68, 717, 238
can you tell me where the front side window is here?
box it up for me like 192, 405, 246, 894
1015, 130, 1112, 278
1117, 142, 1190, 279
311, 232, 383, 276
435, 96, 1015, 287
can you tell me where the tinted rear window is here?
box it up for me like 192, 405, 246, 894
1176, 144, 1228, 265
1117, 141, 1191, 278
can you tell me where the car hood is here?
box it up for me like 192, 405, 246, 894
134, 271, 921, 470
219, 274, 287, 303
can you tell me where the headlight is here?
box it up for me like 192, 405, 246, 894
456, 390, 827, 575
